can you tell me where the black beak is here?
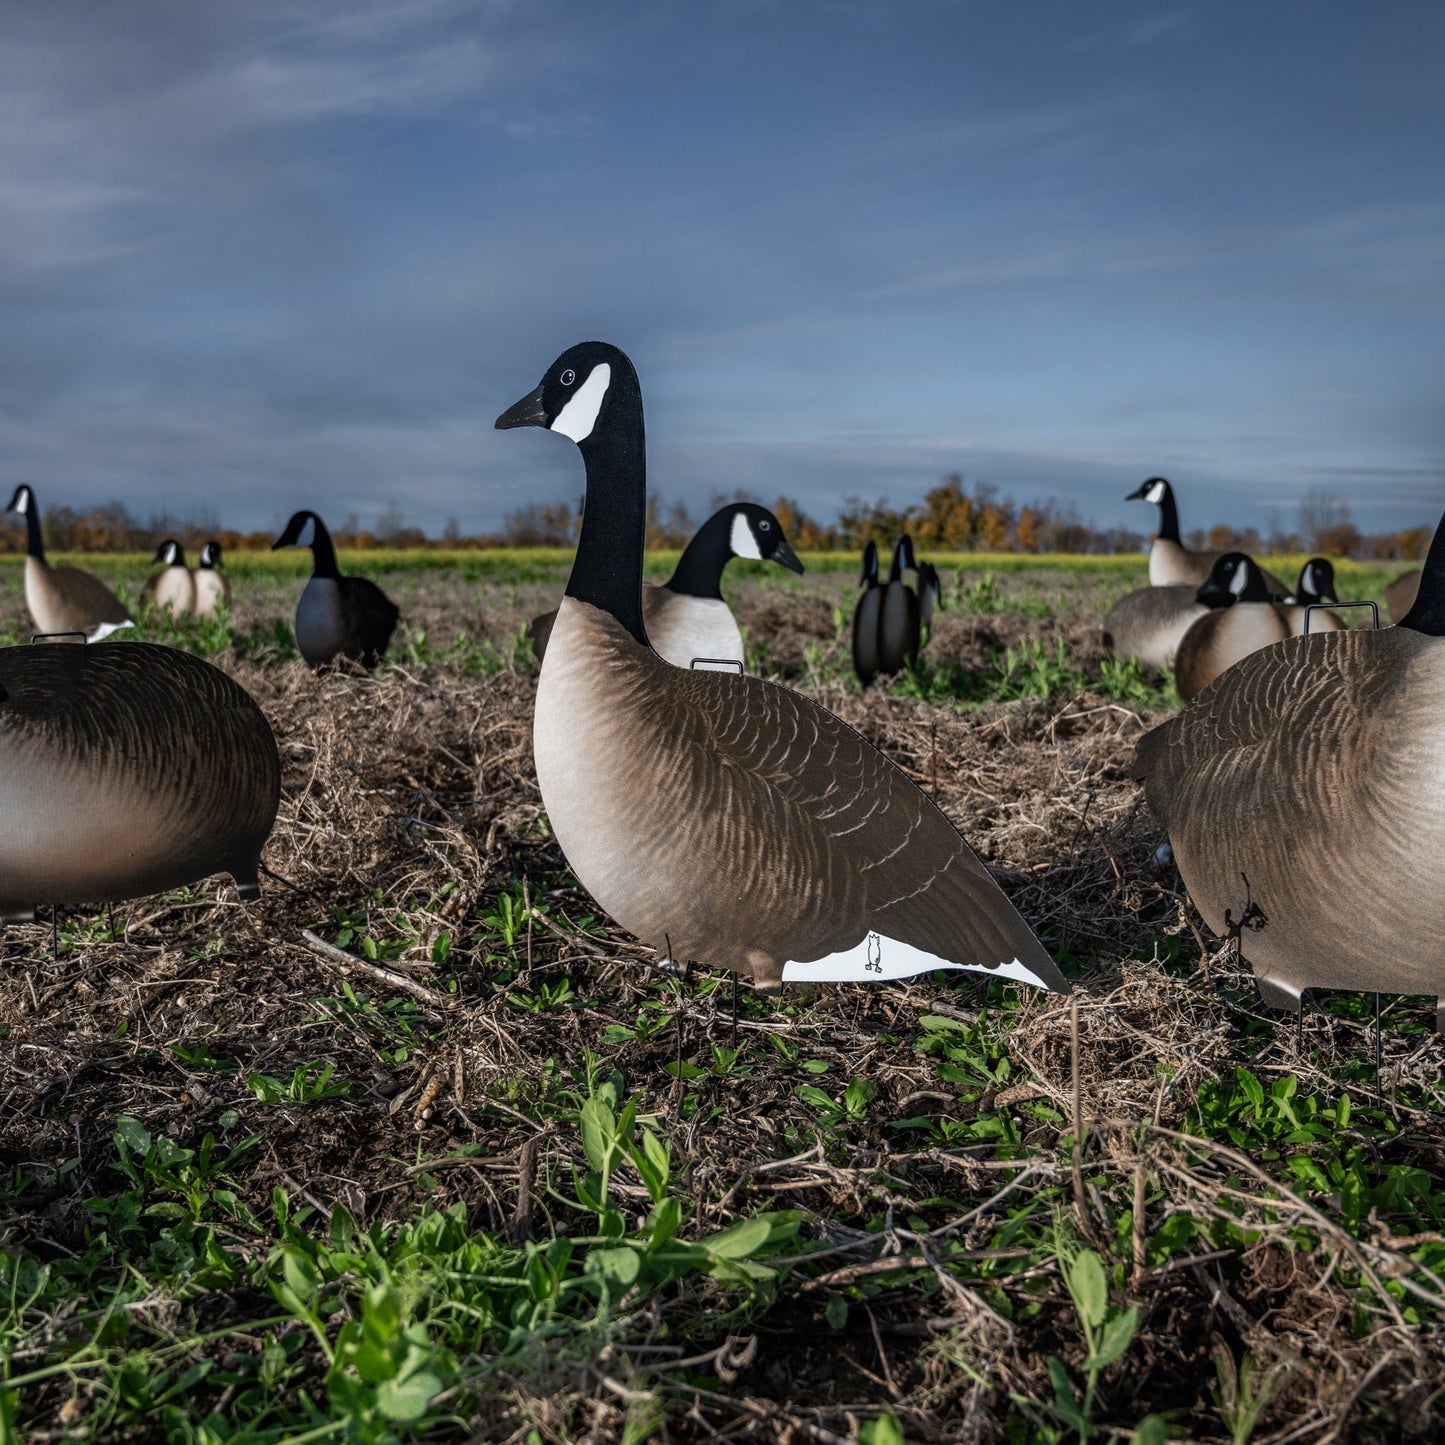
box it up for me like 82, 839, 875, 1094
1125, 483, 1148, 501
1196, 580, 1236, 608
496, 384, 549, 430
773, 538, 804, 575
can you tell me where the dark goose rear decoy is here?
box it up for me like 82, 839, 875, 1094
5, 485, 133, 642
1133, 511, 1445, 1026
1172, 553, 1291, 702
272, 511, 399, 669
0, 642, 279, 922
878, 535, 921, 675
851, 541, 882, 686
498, 341, 1069, 997
192, 541, 232, 619
1127, 477, 1289, 597
141, 540, 197, 617
529, 502, 803, 668
917, 560, 943, 643
1101, 584, 1207, 670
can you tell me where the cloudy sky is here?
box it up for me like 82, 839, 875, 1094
1, 1, 1442, 539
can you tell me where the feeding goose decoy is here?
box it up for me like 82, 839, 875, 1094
1127, 477, 1288, 596
1284, 557, 1344, 635
1133, 511, 1445, 1028
141, 540, 196, 617
917, 560, 943, 644
497, 341, 1069, 998
272, 511, 400, 669
0, 641, 279, 923
877, 535, 921, 675
5, 485, 134, 642
1101, 584, 1208, 671
528, 501, 803, 669
851, 541, 882, 687
1172, 553, 1292, 701
1386, 568, 1421, 624
192, 541, 232, 619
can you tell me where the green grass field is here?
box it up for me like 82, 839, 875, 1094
0, 552, 1439, 1443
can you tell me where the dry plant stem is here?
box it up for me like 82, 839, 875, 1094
299, 928, 457, 1013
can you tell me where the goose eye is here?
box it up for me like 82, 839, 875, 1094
560, 368, 576, 387
759, 519, 771, 531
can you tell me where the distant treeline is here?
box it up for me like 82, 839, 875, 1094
1, 477, 1432, 559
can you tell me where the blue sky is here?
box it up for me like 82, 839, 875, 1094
1, 1, 1441, 539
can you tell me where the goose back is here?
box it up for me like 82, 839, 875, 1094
1101, 585, 1206, 669
0, 642, 279, 916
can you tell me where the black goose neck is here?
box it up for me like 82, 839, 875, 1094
1399, 515, 1445, 637
1154, 483, 1181, 544
22, 498, 44, 562
307, 515, 340, 579
564, 364, 649, 646
664, 509, 733, 600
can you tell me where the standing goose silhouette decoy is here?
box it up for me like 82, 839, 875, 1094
272, 511, 400, 669
141, 540, 197, 616
1127, 477, 1289, 596
916, 560, 943, 644
851, 541, 883, 686
191, 541, 232, 619
878, 535, 922, 676
1101, 584, 1208, 671
1284, 557, 1344, 635
0, 642, 279, 923
1172, 553, 1293, 702
498, 342, 1069, 997
5, 486, 133, 641
1134, 511, 1445, 1028
528, 502, 803, 668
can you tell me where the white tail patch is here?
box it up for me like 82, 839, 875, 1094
87, 620, 135, 643
730, 512, 762, 560
781, 930, 1051, 988
552, 363, 611, 442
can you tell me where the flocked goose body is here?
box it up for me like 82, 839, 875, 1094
499, 342, 1068, 997
1101, 585, 1207, 670
1127, 478, 1288, 596
1386, 569, 1421, 624
1134, 515, 1445, 1023
0, 642, 279, 921
141, 540, 197, 616
5, 486, 133, 642
272, 511, 399, 669
529, 502, 803, 669
851, 541, 882, 686
878, 536, 921, 675
1173, 554, 1292, 701
192, 542, 232, 618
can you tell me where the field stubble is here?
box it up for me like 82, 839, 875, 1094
0, 555, 1441, 1443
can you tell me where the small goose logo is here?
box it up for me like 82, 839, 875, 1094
866, 933, 882, 973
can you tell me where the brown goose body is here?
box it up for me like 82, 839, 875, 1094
1173, 602, 1291, 700
1386, 569, 1421, 623
0, 642, 279, 920
503, 341, 1067, 997
1127, 478, 1287, 594
1134, 625, 1445, 1016
140, 542, 196, 616
531, 582, 742, 669
192, 564, 232, 618
1101, 585, 1206, 669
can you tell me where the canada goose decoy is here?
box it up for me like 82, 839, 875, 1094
878, 535, 921, 675
140, 540, 197, 616
1173, 554, 1293, 702
917, 560, 943, 643
498, 341, 1069, 997
1126, 477, 1289, 596
271, 511, 399, 669
1386, 568, 1421, 624
1101, 585, 1208, 670
528, 502, 803, 669
851, 541, 882, 686
192, 541, 232, 618
0, 641, 279, 922
1133, 511, 1445, 1029
1285, 557, 1344, 635
5, 485, 134, 642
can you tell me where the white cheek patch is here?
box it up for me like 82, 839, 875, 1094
730, 513, 763, 560
551, 363, 611, 442
297, 517, 316, 548
1303, 564, 1320, 596
1146, 481, 1166, 504
13, 490, 29, 514
781, 930, 1052, 989
1229, 565, 1249, 595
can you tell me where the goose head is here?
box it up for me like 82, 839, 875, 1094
154, 539, 185, 567
6, 484, 33, 516
918, 560, 943, 609
1196, 552, 1271, 607
1126, 477, 1172, 507
889, 534, 916, 581
495, 341, 635, 448
725, 503, 803, 574
859, 540, 879, 587
1295, 557, 1338, 606
272, 511, 322, 551
199, 541, 222, 569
